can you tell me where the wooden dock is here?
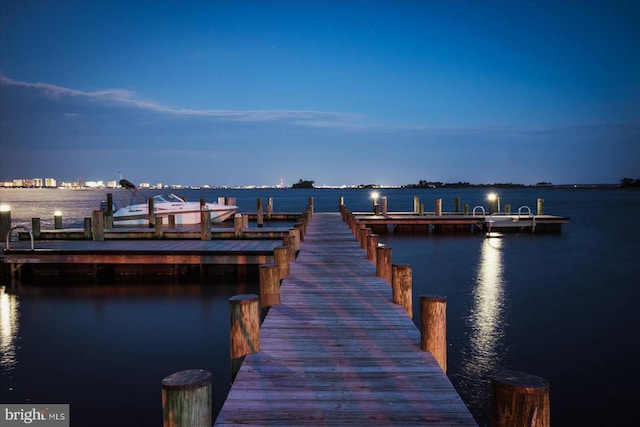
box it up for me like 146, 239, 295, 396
215, 213, 477, 426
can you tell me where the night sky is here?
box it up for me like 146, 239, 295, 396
1, 0, 638, 187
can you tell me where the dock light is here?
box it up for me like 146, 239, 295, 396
371, 191, 380, 214
54, 210, 63, 229
487, 193, 500, 214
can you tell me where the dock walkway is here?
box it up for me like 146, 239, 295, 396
215, 212, 477, 426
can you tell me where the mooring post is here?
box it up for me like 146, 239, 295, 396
54, 211, 63, 229
381, 196, 388, 216
455, 196, 460, 213
259, 263, 281, 321
257, 198, 264, 228
413, 196, 420, 213
273, 246, 290, 279
537, 198, 544, 215
267, 197, 273, 220
491, 370, 550, 427
106, 193, 114, 228
0, 207, 11, 241
161, 369, 212, 427
289, 228, 301, 251
91, 210, 104, 241
420, 294, 447, 373
83, 218, 91, 239
376, 245, 392, 285
308, 197, 314, 213
168, 214, 176, 228
147, 197, 155, 227
360, 227, 371, 250
229, 294, 260, 382
392, 264, 413, 318
234, 214, 243, 238
200, 211, 211, 240
31, 218, 41, 239
367, 234, 379, 264
155, 216, 164, 239
435, 198, 443, 216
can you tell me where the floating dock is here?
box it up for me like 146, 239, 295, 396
215, 213, 478, 426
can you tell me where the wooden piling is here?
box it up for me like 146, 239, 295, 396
106, 193, 114, 228
537, 198, 544, 215
381, 196, 388, 216
234, 214, 243, 238
83, 218, 91, 239
266, 197, 273, 220
360, 227, 371, 250
257, 198, 264, 228
200, 211, 211, 241
229, 294, 260, 381
155, 217, 164, 239
289, 228, 301, 251
161, 369, 212, 427
491, 370, 550, 427
455, 196, 460, 213
259, 263, 281, 318
0, 208, 10, 241
91, 210, 104, 241
147, 197, 155, 227
420, 295, 447, 373
413, 196, 420, 213
273, 246, 290, 279
31, 217, 41, 239
376, 246, 392, 285
168, 214, 176, 228
54, 212, 63, 229
392, 265, 413, 318
435, 198, 442, 216
367, 234, 379, 264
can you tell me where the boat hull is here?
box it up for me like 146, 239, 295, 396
113, 204, 237, 226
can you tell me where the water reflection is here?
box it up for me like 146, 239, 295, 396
0, 286, 20, 370
460, 236, 506, 412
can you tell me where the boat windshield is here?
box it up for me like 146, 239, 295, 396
153, 193, 186, 203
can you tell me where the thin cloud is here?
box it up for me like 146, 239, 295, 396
0, 74, 361, 125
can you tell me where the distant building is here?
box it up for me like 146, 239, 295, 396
45, 178, 57, 187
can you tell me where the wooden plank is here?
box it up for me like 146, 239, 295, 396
215, 213, 477, 426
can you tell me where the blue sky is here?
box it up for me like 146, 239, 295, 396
1, 0, 638, 187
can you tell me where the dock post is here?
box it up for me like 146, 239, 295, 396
413, 196, 420, 213
505, 204, 511, 214
106, 193, 114, 228
419, 204, 425, 216
234, 214, 243, 238
392, 265, 413, 318
0, 207, 10, 242
274, 246, 290, 279
376, 246, 392, 285
259, 263, 281, 320
257, 198, 264, 228
491, 370, 550, 427
360, 227, 371, 250
282, 235, 296, 261
54, 211, 63, 229
308, 197, 314, 213
147, 197, 155, 227
463, 204, 469, 215
435, 198, 442, 216
267, 197, 273, 220
420, 295, 447, 373
168, 214, 176, 228
31, 218, 41, 239
155, 217, 164, 239
161, 369, 212, 427
294, 222, 304, 242
229, 294, 260, 381
537, 198, 544, 215
367, 234, 379, 264
91, 210, 104, 241
455, 196, 460, 213
200, 211, 211, 240
289, 228, 301, 251
381, 196, 388, 216
83, 218, 91, 239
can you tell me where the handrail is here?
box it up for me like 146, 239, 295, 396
518, 205, 533, 216
472, 206, 486, 217
5, 225, 34, 251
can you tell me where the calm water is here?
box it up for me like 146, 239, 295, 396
1, 187, 639, 426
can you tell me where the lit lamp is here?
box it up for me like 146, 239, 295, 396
54, 210, 63, 229
487, 193, 500, 214
371, 191, 380, 215
0, 204, 11, 241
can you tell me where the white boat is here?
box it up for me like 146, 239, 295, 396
110, 179, 237, 226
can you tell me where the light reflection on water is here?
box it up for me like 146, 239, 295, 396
0, 286, 20, 371
461, 236, 506, 412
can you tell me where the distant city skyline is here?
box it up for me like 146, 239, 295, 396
1, 1, 638, 186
